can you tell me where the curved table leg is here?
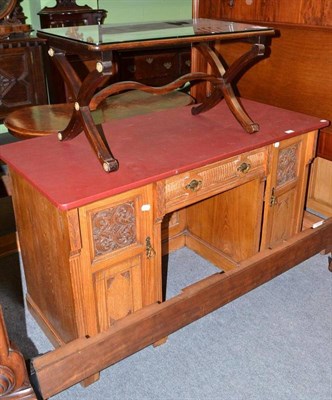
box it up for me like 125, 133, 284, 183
47, 37, 270, 172
51, 54, 118, 171
78, 105, 119, 172
193, 42, 267, 133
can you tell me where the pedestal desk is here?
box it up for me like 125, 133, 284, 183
0, 99, 331, 398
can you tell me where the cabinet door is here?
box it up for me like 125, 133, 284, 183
79, 185, 161, 332
0, 41, 47, 120
261, 131, 317, 249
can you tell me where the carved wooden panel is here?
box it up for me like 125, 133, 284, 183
260, 133, 316, 249
0, 39, 47, 121
94, 257, 143, 331
276, 143, 299, 187
92, 201, 136, 257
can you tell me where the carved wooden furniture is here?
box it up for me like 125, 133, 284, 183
37, 1, 108, 105
0, 0, 31, 38
0, 0, 47, 123
0, 196, 16, 258
37, 19, 275, 172
0, 37, 48, 122
37, 2, 191, 103
0, 305, 36, 399
115, 46, 191, 87
38, 0, 107, 29
1, 99, 331, 398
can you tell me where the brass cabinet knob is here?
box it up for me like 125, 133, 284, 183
185, 179, 202, 192
237, 162, 251, 174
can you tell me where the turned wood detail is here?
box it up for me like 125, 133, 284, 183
276, 143, 299, 186
92, 201, 136, 256
0, 306, 36, 399
41, 0, 92, 12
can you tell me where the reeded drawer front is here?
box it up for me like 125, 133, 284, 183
164, 148, 267, 212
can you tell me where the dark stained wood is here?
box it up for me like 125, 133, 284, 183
38, 0, 107, 29
0, 37, 48, 122
32, 218, 332, 399
0, 196, 17, 257
38, 1, 107, 104
0, 0, 31, 37
37, 22, 275, 171
4, 90, 193, 139
0, 306, 37, 399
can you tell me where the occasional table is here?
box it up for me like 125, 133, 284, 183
37, 19, 275, 172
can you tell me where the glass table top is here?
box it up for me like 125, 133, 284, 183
38, 18, 273, 46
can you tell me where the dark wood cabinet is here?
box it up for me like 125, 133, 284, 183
39, 3, 191, 102
38, 1, 107, 28
38, 2, 108, 104
116, 47, 191, 87
0, 37, 48, 122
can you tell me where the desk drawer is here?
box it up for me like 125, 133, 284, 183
164, 148, 267, 212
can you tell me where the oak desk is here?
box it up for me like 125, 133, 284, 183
0, 100, 331, 398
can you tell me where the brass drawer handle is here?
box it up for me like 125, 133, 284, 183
185, 179, 202, 192
237, 162, 251, 174
163, 62, 172, 69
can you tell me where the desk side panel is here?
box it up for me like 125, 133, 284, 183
10, 169, 80, 345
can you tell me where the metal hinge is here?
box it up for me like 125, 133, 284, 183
269, 187, 278, 206
146, 236, 156, 259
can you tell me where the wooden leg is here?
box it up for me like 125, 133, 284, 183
193, 42, 267, 133
80, 373, 100, 388
153, 337, 168, 347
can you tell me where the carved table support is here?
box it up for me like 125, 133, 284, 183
46, 33, 271, 172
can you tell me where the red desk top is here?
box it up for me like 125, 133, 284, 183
0, 99, 329, 211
